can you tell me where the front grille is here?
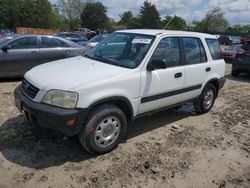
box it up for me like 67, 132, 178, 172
22, 79, 39, 99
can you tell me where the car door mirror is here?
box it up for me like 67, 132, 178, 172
147, 59, 167, 71
2, 45, 11, 52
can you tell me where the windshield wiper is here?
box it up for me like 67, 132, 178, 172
93, 54, 116, 65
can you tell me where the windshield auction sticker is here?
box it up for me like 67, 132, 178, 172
132, 38, 152, 44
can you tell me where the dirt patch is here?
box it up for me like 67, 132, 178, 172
0, 64, 249, 188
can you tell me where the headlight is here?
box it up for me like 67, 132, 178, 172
42, 90, 78, 108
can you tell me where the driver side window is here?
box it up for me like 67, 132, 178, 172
9, 37, 38, 49
151, 37, 181, 67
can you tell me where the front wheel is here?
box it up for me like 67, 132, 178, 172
79, 104, 127, 154
194, 83, 217, 114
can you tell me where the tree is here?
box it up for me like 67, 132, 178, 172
203, 7, 229, 32
81, 2, 109, 30
118, 11, 133, 27
191, 20, 207, 32
0, 0, 61, 29
58, 0, 87, 30
139, 1, 161, 29
162, 16, 187, 30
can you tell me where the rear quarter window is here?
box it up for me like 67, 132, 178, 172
205, 39, 222, 60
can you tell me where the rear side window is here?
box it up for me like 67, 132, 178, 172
41, 37, 69, 48
206, 39, 222, 60
183, 37, 207, 65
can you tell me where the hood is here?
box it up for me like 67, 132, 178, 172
25, 56, 130, 91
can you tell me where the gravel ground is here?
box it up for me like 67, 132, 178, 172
0, 64, 249, 188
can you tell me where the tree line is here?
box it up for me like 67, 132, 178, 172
0, 0, 249, 34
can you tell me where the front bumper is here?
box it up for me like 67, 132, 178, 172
14, 85, 87, 136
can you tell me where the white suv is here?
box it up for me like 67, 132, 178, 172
14, 30, 225, 154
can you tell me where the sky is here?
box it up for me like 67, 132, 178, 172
51, 0, 250, 25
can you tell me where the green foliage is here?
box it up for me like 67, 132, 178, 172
226, 24, 250, 33
118, 11, 133, 27
80, 2, 109, 30
0, 0, 62, 29
162, 16, 187, 30
139, 0, 161, 29
118, 11, 141, 29
192, 7, 229, 32
58, 0, 86, 30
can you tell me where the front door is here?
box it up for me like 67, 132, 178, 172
0, 36, 39, 77
139, 37, 185, 113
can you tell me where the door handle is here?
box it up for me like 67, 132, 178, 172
174, 72, 182, 78
31, 51, 38, 55
206, 67, 211, 72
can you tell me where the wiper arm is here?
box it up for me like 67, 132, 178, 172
94, 54, 115, 65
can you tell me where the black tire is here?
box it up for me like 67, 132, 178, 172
194, 83, 217, 114
231, 68, 239, 77
79, 104, 127, 154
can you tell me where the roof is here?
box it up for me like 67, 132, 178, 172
116, 29, 216, 39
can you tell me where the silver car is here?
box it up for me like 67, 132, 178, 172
0, 34, 88, 78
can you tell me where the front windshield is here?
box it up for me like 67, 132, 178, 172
85, 32, 155, 69
0, 36, 14, 45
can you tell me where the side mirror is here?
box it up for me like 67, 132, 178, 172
2, 45, 11, 52
147, 59, 167, 71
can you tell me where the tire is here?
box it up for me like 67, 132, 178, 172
231, 68, 239, 77
79, 104, 127, 154
194, 83, 217, 114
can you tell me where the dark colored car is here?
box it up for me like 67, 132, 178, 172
222, 43, 243, 63
218, 35, 232, 45
55, 32, 88, 43
0, 34, 88, 78
232, 42, 250, 76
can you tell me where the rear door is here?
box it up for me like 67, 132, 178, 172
139, 37, 185, 113
0, 36, 39, 77
39, 36, 75, 64
181, 37, 209, 101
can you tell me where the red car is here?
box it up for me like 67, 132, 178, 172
222, 43, 243, 63
0, 34, 4, 39
240, 35, 250, 44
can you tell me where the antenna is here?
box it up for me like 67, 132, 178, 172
162, 15, 176, 31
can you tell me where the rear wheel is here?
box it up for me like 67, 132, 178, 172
194, 83, 217, 114
79, 104, 127, 154
231, 68, 239, 77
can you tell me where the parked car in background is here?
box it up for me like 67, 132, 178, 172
0, 34, 88, 78
78, 34, 109, 48
75, 28, 96, 39
240, 35, 250, 44
0, 29, 14, 35
231, 36, 241, 44
232, 42, 250, 76
218, 35, 232, 45
0, 34, 4, 39
54, 32, 88, 43
222, 43, 243, 63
